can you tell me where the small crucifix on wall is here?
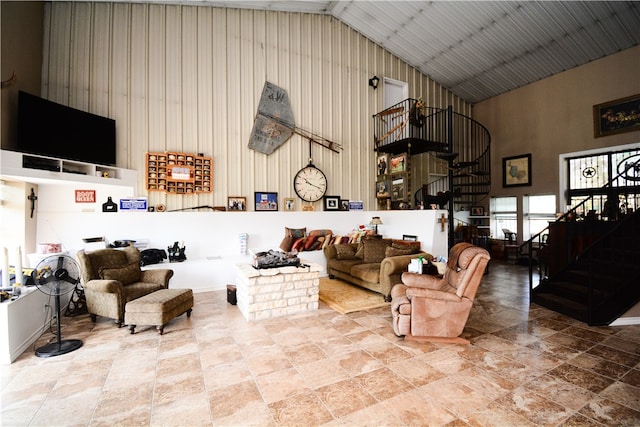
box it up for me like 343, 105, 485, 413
27, 188, 38, 218
439, 213, 448, 232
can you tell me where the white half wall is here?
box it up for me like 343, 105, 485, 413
34, 208, 449, 293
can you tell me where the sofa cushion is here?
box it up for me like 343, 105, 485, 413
335, 244, 357, 260
350, 263, 380, 283
328, 258, 363, 275
362, 238, 392, 263
385, 246, 417, 257
392, 240, 421, 252
123, 281, 165, 301
99, 262, 141, 285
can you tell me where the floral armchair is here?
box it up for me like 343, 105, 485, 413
76, 246, 173, 326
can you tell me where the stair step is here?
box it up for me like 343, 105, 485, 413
537, 280, 606, 302
531, 292, 588, 323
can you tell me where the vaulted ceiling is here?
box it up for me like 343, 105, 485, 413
116, 1, 640, 104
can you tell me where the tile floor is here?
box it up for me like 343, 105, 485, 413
1, 260, 639, 426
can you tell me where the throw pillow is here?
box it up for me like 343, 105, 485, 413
335, 244, 357, 260
385, 246, 416, 257
280, 227, 307, 251
291, 237, 307, 252
99, 262, 141, 285
309, 229, 332, 237
308, 238, 323, 251
304, 235, 318, 250
363, 238, 392, 263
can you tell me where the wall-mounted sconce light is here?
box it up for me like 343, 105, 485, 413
368, 75, 379, 90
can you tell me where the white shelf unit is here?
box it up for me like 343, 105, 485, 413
0, 150, 137, 188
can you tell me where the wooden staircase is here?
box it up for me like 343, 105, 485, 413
531, 209, 640, 325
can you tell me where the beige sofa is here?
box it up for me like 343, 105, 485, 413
324, 238, 430, 301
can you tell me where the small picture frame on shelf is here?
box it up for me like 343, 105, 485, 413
377, 153, 389, 176
254, 192, 278, 211
323, 195, 340, 211
340, 199, 350, 211
403, 234, 418, 241
284, 198, 295, 211
227, 196, 246, 211
391, 176, 406, 201
376, 179, 390, 198
390, 153, 407, 174
470, 206, 484, 216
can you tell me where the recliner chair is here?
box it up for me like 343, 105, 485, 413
76, 245, 173, 326
390, 242, 490, 344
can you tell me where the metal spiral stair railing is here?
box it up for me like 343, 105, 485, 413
373, 98, 491, 209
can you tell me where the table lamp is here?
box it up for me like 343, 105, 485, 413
370, 216, 383, 234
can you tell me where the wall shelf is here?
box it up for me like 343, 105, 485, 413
0, 150, 137, 188
145, 151, 212, 194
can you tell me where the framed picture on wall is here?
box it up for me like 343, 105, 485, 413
593, 94, 640, 138
227, 196, 246, 211
254, 192, 278, 211
323, 195, 340, 211
503, 154, 531, 187
470, 206, 484, 216
284, 198, 295, 211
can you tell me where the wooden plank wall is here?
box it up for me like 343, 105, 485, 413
41, 2, 472, 211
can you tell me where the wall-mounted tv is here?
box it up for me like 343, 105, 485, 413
17, 91, 116, 166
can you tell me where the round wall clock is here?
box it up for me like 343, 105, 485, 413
293, 161, 327, 202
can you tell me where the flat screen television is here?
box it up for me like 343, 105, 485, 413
17, 91, 116, 166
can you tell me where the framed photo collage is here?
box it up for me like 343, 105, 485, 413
376, 152, 407, 207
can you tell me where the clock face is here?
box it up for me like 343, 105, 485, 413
294, 165, 327, 202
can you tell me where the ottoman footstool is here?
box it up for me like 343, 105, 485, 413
125, 288, 194, 335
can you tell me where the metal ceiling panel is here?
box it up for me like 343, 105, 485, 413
103, 0, 640, 103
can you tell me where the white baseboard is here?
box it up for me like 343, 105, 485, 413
610, 316, 640, 326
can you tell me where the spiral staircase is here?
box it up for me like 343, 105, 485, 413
373, 99, 491, 247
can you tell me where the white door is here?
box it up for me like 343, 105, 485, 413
383, 77, 408, 109
383, 77, 409, 140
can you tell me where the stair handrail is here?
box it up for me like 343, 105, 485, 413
525, 157, 640, 292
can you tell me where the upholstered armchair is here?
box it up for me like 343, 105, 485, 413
76, 246, 174, 326
390, 242, 490, 344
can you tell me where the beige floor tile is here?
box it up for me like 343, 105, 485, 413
255, 367, 311, 404
3, 260, 639, 427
